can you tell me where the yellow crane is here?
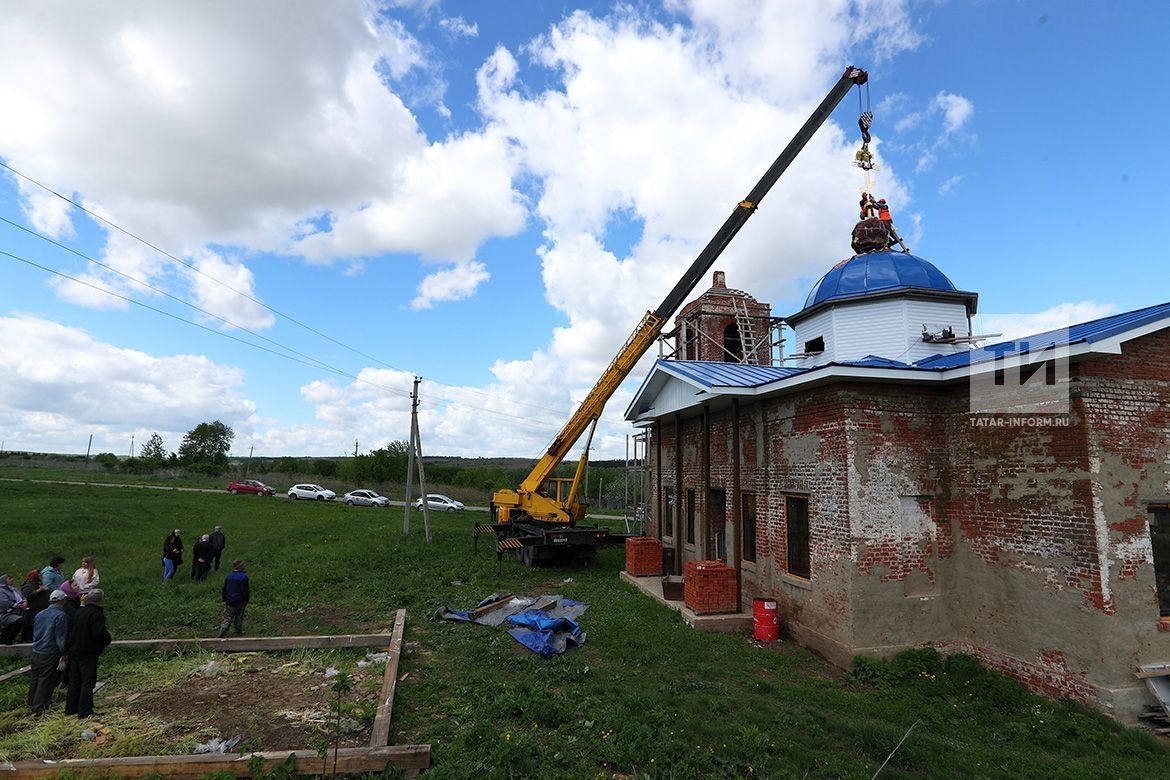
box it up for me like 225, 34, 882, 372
479, 65, 870, 567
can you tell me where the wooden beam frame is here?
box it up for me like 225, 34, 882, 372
370, 608, 407, 747
0, 617, 429, 777
0, 745, 431, 779
0, 633, 392, 658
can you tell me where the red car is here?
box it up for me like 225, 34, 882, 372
226, 479, 275, 496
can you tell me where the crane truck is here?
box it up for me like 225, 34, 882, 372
476, 65, 870, 568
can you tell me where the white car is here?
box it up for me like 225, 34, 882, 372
414, 494, 465, 512
344, 489, 389, 507
288, 484, 336, 501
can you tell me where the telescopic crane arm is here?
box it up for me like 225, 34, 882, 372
493, 66, 869, 525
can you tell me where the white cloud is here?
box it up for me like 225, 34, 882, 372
411, 260, 490, 309
439, 16, 479, 37
978, 302, 1119, 343
0, 1, 520, 318
0, 314, 256, 453
937, 174, 962, 195
188, 252, 277, 330
934, 91, 974, 134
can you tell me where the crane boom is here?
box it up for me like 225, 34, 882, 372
491, 65, 868, 532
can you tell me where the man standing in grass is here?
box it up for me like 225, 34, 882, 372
209, 526, 227, 571
64, 588, 111, 719
218, 560, 250, 638
28, 589, 69, 714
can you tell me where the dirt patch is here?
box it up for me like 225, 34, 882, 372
126, 654, 383, 751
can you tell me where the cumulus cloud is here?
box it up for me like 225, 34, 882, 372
188, 252, 276, 330
934, 91, 974, 134
411, 260, 491, 309
978, 302, 1119, 344
0, 314, 256, 453
0, 1, 522, 316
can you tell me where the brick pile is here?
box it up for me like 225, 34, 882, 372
625, 537, 663, 576
684, 560, 737, 614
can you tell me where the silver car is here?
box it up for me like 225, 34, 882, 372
287, 484, 336, 501
344, 489, 389, 507
413, 493, 465, 512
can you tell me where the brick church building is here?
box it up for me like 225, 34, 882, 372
625, 254, 1170, 720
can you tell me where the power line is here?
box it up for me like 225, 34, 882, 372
0, 215, 336, 374
0, 245, 584, 435
0, 157, 582, 421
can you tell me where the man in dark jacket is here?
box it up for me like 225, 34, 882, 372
218, 560, 250, 638
209, 526, 226, 571
64, 589, 111, 719
192, 534, 214, 581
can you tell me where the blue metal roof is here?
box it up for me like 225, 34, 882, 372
915, 302, 1170, 370
802, 251, 962, 310
661, 360, 807, 388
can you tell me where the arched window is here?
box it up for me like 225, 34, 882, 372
722, 323, 743, 363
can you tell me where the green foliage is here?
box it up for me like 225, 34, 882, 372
139, 432, 167, 466
93, 452, 118, 469
179, 420, 234, 473
311, 459, 338, 478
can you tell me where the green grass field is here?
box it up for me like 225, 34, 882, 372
1, 480, 1167, 778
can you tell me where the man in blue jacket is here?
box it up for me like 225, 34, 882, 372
28, 589, 69, 713
218, 559, 250, 638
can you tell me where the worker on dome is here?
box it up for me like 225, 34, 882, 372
850, 193, 909, 255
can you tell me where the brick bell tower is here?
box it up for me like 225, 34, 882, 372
672, 270, 775, 364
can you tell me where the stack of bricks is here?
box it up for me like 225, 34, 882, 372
684, 560, 738, 614
625, 537, 663, 576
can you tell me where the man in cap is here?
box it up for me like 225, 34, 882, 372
64, 588, 111, 719
28, 589, 70, 713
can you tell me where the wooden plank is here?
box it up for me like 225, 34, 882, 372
468, 592, 514, 620
0, 665, 31, 684
0, 633, 393, 658
369, 608, 407, 748
0, 744, 430, 779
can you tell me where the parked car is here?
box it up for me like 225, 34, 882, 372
344, 489, 390, 507
227, 479, 275, 496
287, 484, 336, 501
413, 494, 464, 512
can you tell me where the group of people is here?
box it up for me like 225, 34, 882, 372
1, 556, 99, 645
1, 556, 112, 718
162, 527, 250, 638
161, 526, 226, 581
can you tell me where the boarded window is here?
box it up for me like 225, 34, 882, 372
1150, 506, 1170, 618
785, 495, 810, 579
742, 492, 757, 562
686, 489, 696, 544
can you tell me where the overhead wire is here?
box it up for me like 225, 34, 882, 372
0, 158, 582, 421
0, 245, 584, 436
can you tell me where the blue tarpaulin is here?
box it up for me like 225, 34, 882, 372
435, 594, 590, 656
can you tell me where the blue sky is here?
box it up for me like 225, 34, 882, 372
0, 1, 1164, 459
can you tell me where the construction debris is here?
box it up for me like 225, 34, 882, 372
436, 593, 590, 657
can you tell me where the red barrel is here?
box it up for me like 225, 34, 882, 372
752, 598, 779, 641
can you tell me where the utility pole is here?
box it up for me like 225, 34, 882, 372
129, 434, 135, 459
402, 377, 432, 542
85, 434, 93, 463
245, 443, 254, 477
353, 440, 359, 458
403, 379, 417, 536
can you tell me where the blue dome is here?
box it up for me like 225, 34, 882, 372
802, 251, 959, 310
